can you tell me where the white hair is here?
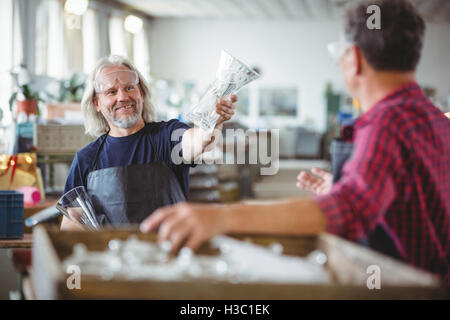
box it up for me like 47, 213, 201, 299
81, 55, 156, 137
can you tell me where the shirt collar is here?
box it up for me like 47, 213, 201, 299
355, 81, 423, 128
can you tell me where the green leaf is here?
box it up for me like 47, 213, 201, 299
22, 84, 31, 99
9, 92, 18, 111
70, 73, 78, 87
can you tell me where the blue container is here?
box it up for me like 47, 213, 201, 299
0, 190, 24, 239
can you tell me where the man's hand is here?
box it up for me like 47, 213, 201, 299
140, 202, 230, 253
215, 94, 237, 126
140, 199, 327, 251
181, 94, 238, 162
60, 214, 86, 231
296, 168, 332, 195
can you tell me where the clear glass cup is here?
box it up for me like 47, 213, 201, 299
56, 186, 100, 230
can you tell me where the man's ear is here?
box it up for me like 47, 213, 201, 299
344, 45, 362, 77
139, 85, 145, 99
352, 46, 363, 75
93, 96, 100, 112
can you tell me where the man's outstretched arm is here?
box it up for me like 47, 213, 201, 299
140, 198, 327, 253
181, 95, 237, 162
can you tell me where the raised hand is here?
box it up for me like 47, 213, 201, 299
215, 94, 237, 126
296, 168, 332, 195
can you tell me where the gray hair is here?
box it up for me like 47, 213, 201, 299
81, 55, 156, 137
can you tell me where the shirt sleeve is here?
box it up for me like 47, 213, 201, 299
163, 119, 196, 167
315, 121, 404, 241
165, 119, 191, 148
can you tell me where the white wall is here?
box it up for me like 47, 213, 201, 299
417, 22, 450, 104
0, 0, 13, 126
149, 18, 450, 132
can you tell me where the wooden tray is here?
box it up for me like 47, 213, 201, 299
31, 226, 446, 299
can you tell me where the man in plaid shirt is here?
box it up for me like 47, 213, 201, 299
140, 0, 449, 284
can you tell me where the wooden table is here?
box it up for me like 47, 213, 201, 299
0, 234, 33, 249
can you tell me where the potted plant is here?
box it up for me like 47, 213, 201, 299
12, 85, 40, 117
42, 73, 86, 122
57, 73, 86, 102
8, 65, 47, 120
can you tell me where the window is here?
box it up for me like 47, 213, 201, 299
259, 87, 299, 117
133, 23, 151, 82
0, 0, 13, 125
82, 8, 100, 74
42, 0, 66, 78
109, 15, 128, 57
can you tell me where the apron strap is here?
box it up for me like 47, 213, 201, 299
91, 132, 109, 171
148, 133, 161, 163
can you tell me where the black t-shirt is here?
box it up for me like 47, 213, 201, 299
63, 119, 193, 198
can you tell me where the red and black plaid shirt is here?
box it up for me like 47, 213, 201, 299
316, 82, 450, 284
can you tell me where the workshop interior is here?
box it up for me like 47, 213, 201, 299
0, 0, 449, 301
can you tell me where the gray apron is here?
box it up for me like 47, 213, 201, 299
330, 138, 402, 260
86, 132, 186, 226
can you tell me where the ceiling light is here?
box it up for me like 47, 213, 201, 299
124, 15, 143, 34
64, 0, 89, 15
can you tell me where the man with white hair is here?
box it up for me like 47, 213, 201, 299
61, 55, 237, 229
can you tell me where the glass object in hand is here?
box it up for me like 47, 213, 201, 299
56, 186, 100, 230
186, 51, 260, 132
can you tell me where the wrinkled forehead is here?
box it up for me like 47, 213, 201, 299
98, 64, 131, 77
97, 70, 137, 84
96, 65, 136, 82
94, 65, 139, 92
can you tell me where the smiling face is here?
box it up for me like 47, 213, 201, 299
93, 65, 144, 130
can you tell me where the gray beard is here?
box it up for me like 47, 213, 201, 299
105, 101, 142, 129
111, 111, 140, 129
